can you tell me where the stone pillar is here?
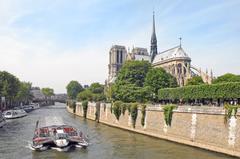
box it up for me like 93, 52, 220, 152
228, 113, 237, 147
190, 113, 197, 141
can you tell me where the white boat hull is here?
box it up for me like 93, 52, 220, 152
3, 109, 27, 119
54, 139, 69, 148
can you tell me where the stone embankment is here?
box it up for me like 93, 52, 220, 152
67, 102, 240, 157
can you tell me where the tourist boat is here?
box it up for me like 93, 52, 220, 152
32, 103, 40, 110
0, 112, 6, 128
21, 105, 34, 113
31, 121, 89, 151
21, 103, 40, 113
3, 109, 27, 119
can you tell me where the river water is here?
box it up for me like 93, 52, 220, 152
0, 103, 237, 159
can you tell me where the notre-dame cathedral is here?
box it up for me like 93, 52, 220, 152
107, 12, 213, 86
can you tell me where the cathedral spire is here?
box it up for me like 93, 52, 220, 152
152, 11, 156, 36
150, 11, 158, 62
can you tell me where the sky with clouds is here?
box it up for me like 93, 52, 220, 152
0, 0, 239, 93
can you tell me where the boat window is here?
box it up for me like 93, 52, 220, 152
57, 133, 67, 139
6, 112, 12, 115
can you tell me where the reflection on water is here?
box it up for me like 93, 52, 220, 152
0, 103, 237, 159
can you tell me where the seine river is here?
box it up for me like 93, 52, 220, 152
0, 103, 237, 159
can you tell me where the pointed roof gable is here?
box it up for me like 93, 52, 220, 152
152, 45, 191, 65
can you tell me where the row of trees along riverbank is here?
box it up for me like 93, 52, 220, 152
66, 61, 240, 106
0, 71, 55, 110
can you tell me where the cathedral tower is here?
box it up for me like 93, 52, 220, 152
150, 11, 158, 62
108, 45, 127, 83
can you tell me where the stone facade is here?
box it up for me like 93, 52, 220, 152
68, 103, 240, 157
108, 45, 127, 83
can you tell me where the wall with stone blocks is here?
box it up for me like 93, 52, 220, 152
67, 102, 240, 157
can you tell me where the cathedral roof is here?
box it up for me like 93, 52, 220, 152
131, 47, 148, 55
134, 54, 151, 62
152, 45, 191, 65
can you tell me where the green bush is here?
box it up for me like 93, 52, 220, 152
127, 103, 131, 115
224, 104, 240, 125
158, 82, 240, 100
95, 102, 100, 122
82, 100, 88, 119
110, 101, 113, 114
121, 103, 127, 115
130, 103, 138, 128
112, 101, 122, 120
77, 89, 93, 101
67, 100, 76, 113
141, 104, 146, 127
163, 104, 176, 126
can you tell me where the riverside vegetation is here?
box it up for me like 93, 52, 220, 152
66, 61, 240, 127
0, 71, 54, 108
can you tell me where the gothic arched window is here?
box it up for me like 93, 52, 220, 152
120, 50, 123, 63
177, 63, 182, 74
116, 50, 119, 63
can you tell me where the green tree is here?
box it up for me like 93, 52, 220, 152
112, 61, 151, 102
144, 68, 178, 96
16, 82, 33, 104
116, 61, 151, 87
213, 73, 240, 84
77, 82, 106, 102
186, 76, 204, 86
66, 81, 83, 99
112, 83, 151, 103
89, 82, 104, 94
41, 88, 54, 97
0, 71, 20, 106
77, 89, 93, 101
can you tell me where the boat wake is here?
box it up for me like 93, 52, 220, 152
25, 142, 36, 151
44, 116, 64, 126
26, 143, 87, 152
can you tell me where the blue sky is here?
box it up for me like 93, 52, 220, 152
0, 0, 239, 93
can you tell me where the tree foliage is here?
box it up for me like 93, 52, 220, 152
0, 71, 20, 102
116, 60, 151, 87
141, 104, 146, 127
89, 82, 104, 94
213, 73, 240, 84
112, 61, 151, 102
130, 103, 138, 128
41, 87, 54, 97
112, 101, 122, 120
16, 82, 33, 103
82, 100, 88, 118
66, 81, 83, 99
158, 82, 240, 100
144, 67, 178, 95
224, 104, 239, 125
77, 82, 105, 102
112, 84, 151, 103
163, 104, 176, 126
77, 89, 93, 101
186, 76, 204, 86
111, 61, 177, 103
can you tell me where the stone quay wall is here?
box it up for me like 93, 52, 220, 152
67, 102, 240, 157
